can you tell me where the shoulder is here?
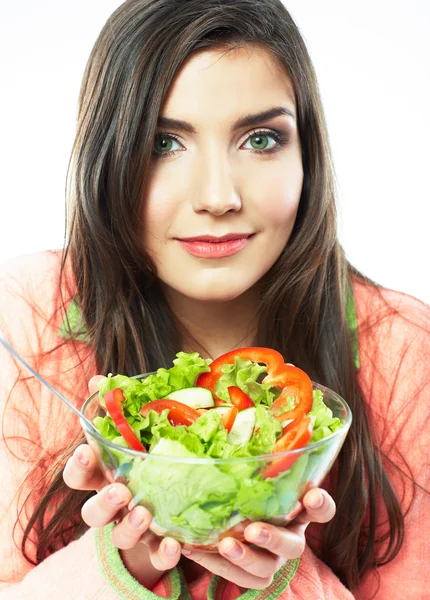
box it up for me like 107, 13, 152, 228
0, 250, 78, 367
0, 249, 66, 299
352, 276, 430, 332
352, 276, 430, 410
352, 277, 430, 448
0, 250, 74, 335
0, 251, 95, 450
352, 277, 430, 365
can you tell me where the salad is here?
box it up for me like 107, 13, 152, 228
92, 347, 345, 543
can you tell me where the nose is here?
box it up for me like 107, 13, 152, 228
191, 151, 242, 216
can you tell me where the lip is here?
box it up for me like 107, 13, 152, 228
179, 233, 253, 242
177, 233, 254, 258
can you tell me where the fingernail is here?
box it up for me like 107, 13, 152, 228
164, 540, 179, 557
181, 547, 192, 556
308, 493, 324, 509
106, 487, 125, 505
128, 509, 144, 529
76, 448, 89, 467
223, 540, 244, 560
250, 526, 270, 545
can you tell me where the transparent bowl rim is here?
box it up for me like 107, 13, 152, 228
80, 374, 352, 465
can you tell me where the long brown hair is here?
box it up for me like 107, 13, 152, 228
16, 0, 411, 590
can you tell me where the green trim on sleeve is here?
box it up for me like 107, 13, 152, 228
208, 557, 299, 600
346, 280, 360, 370
95, 522, 299, 600
59, 297, 90, 342
95, 524, 187, 600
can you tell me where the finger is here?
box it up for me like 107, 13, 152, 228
147, 536, 182, 571
217, 537, 284, 579
294, 488, 336, 526
110, 505, 152, 550
63, 445, 107, 492
88, 375, 106, 395
139, 529, 162, 547
181, 548, 273, 591
244, 522, 305, 561
81, 483, 132, 528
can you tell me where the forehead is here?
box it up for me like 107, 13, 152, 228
161, 45, 296, 123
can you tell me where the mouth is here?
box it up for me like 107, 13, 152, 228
179, 233, 253, 242
176, 233, 254, 258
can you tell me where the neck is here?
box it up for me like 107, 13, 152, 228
163, 285, 261, 359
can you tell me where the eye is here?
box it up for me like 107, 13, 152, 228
242, 130, 287, 154
153, 134, 182, 156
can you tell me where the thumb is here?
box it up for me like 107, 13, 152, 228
88, 375, 106, 395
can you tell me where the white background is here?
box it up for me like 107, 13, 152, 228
1, 0, 429, 303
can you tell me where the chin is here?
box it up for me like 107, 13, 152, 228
171, 279, 256, 303
185, 288, 246, 303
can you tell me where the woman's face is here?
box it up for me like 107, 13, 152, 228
143, 45, 303, 302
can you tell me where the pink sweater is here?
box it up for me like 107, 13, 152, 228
0, 251, 429, 599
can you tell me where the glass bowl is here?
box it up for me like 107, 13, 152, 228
80, 376, 352, 550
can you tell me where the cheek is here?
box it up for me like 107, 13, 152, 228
249, 160, 303, 231
142, 173, 181, 243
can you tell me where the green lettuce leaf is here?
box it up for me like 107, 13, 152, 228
308, 390, 343, 442
171, 501, 235, 536
150, 412, 206, 456
216, 405, 281, 480
93, 414, 118, 442
215, 357, 279, 406
91, 415, 137, 475
235, 476, 279, 519
243, 405, 282, 456
97, 352, 212, 418
127, 450, 239, 535
274, 454, 310, 515
205, 429, 229, 458
157, 352, 211, 390
188, 409, 223, 444
98, 374, 148, 416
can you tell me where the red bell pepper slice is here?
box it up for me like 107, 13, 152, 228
196, 347, 313, 421
268, 365, 313, 422
104, 388, 146, 452
196, 347, 285, 403
262, 415, 313, 479
221, 406, 238, 432
227, 386, 254, 410
140, 399, 201, 426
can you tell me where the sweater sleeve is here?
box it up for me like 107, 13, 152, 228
281, 546, 355, 599
0, 253, 192, 599
0, 353, 135, 598
0, 528, 141, 599
351, 287, 430, 599
279, 285, 430, 600
0, 253, 118, 598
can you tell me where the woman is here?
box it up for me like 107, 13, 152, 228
0, 0, 428, 598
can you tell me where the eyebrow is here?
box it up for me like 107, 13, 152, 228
156, 106, 296, 134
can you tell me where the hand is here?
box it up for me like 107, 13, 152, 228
63, 376, 182, 589
181, 488, 336, 590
